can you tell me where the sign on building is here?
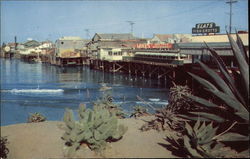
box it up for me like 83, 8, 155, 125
192, 22, 220, 34
135, 43, 173, 49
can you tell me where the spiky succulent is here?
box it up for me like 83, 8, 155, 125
163, 33, 249, 157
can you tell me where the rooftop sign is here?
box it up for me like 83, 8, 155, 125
192, 22, 220, 34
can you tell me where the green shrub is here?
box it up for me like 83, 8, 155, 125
130, 105, 150, 118
62, 103, 127, 157
94, 94, 127, 119
27, 112, 46, 123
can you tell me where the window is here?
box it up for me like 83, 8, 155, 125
108, 51, 112, 56
61, 42, 64, 45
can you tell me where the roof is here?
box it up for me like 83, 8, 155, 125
152, 34, 173, 41
178, 42, 232, 49
23, 40, 40, 47
190, 33, 248, 46
59, 36, 83, 40
93, 33, 138, 41
135, 52, 186, 57
178, 42, 234, 56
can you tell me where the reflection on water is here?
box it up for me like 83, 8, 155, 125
0, 59, 170, 126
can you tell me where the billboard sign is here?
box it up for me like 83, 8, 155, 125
134, 43, 173, 49
192, 22, 220, 34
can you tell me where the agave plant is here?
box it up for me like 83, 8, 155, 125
168, 33, 249, 157
179, 33, 249, 123
161, 120, 249, 158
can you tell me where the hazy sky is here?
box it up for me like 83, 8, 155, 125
1, 0, 248, 43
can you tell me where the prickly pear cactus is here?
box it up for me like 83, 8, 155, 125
62, 104, 127, 157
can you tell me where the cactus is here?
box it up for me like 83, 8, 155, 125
62, 104, 127, 157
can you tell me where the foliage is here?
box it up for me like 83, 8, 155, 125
0, 136, 9, 159
180, 33, 249, 123
168, 84, 195, 112
161, 120, 249, 158
162, 33, 249, 158
27, 112, 46, 123
130, 105, 150, 118
140, 84, 193, 132
62, 103, 128, 157
94, 94, 127, 119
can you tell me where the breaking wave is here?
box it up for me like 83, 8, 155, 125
5, 89, 64, 94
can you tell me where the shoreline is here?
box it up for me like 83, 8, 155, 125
1, 117, 176, 158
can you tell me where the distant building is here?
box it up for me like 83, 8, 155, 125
178, 33, 249, 66
88, 33, 148, 60
92, 33, 138, 41
150, 34, 192, 44
98, 47, 124, 61
55, 36, 89, 58
18, 40, 42, 55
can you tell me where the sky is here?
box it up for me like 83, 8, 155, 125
0, 0, 248, 43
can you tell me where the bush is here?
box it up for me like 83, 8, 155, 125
130, 105, 150, 118
27, 112, 46, 123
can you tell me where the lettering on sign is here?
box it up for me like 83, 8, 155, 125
192, 22, 220, 34
134, 43, 173, 49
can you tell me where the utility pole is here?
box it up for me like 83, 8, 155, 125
226, 0, 238, 34
127, 21, 135, 35
85, 29, 90, 39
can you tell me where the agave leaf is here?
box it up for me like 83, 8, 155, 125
199, 123, 218, 144
185, 94, 217, 108
237, 149, 250, 158
235, 111, 249, 121
185, 122, 193, 136
208, 89, 248, 117
227, 34, 249, 95
193, 119, 201, 133
236, 32, 248, 64
211, 143, 238, 158
177, 114, 211, 121
205, 43, 246, 106
217, 132, 249, 142
189, 112, 225, 123
188, 72, 218, 91
198, 61, 235, 98
183, 135, 203, 158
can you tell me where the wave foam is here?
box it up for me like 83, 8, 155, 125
8, 89, 64, 94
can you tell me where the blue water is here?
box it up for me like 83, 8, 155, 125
0, 59, 169, 126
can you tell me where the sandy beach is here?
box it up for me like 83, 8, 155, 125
1, 116, 176, 158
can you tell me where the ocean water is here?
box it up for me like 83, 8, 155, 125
0, 59, 170, 126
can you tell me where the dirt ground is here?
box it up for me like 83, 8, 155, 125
1, 116, 177, 158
